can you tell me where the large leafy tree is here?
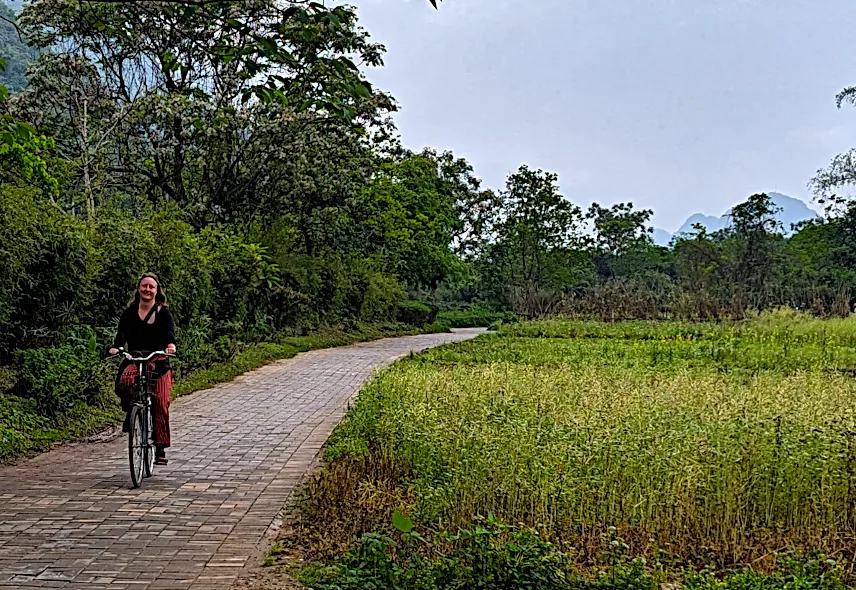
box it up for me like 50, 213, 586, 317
479, 166, 585, 312
350, 148, 486, 289
16, 0, 388, 213
587, 202, 653, 256
19, 0, 382, 112
723, 193, 786, 310
10, 54, 118, 213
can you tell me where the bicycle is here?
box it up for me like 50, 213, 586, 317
111, 349, 174, 488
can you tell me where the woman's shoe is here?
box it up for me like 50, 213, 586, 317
155, 445, 168, 465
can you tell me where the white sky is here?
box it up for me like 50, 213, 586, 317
350, 0, 856, 231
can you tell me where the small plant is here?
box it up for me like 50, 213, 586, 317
263, 541, 287, 567
300, 514, 580, 590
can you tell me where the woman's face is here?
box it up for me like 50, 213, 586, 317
138, 277, 158, 303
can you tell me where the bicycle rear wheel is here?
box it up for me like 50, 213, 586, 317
128, 407, 144, 488
143, 406, 155, 478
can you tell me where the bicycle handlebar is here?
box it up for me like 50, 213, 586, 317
109, 348, 176, 362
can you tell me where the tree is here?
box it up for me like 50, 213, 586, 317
725, 193, 785, 309
352, 148, 480, 290
809, 84, 856, 215
16, 0, 388, 211
0, 11, 49, 186
11, 54, 119, 214
0, 123, 58, 195
20, 1, 382, 114
479, 166, 584, 313
587, 202, 653, 256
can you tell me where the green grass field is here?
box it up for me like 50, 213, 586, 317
300, 310, 856, 587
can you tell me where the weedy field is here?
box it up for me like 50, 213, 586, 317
291, 309, 856, 588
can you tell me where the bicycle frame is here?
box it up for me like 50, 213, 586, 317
110, 349, 174, 487
124, 349, 170, 412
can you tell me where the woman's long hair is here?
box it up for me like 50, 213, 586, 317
130, 272, 168, 307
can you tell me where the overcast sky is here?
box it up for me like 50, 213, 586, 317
350, 0, 856, 232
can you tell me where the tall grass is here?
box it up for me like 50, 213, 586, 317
322, 311, 856, 566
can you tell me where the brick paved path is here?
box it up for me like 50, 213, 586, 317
0, 329, 483, 589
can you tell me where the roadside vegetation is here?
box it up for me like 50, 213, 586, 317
288, 311, 856, 588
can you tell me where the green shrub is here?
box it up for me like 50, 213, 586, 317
15, 334, 108, 417
299, 517, 580, 590
396, 300, 439, 327
360, 271, 405, 323
0, 188, 96, 357
437, 517, 580, 589
435, 308, 518, 328
301, 516, 845, 589
145, 208, 214, 329
269, 286, 313, 330
203, 226, 279, 329
87, 211, 160, 329
683, 555, 847, 590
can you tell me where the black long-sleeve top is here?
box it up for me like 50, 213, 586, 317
112, 304, 176, 353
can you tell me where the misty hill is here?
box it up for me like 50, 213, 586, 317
0, 2, 36, 93
651, 228, 673, 246
652, 192, 818, 246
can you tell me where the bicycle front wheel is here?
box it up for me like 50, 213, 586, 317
128, 407, 145, 488
143, 406, 155, 478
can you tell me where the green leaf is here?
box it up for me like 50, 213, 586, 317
0, 56, 6, 72
14, 122, 34, 140
259, 37, 278, 55
0, 85, 8, 101
340, 57, 359, 72
354, 81, 372, 99
392, 509, 413, 533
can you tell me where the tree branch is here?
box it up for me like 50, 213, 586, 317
0, 13, 24, 43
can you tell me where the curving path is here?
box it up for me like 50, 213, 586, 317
0, 329, 484, 589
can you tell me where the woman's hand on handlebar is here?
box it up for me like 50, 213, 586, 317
166, 344, 176, 355
108, 347, 119, 356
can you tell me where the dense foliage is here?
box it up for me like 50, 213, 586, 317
5, 1, 856, 586
0, 0, 482, 460
298, 524, 847, 590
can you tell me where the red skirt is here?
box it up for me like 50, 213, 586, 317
116, 362, 173, 447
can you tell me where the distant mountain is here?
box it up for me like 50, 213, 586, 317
0, 2, 36, 93
651, 228, 673, 247
764, 192, 820, 233
670, 192, 818, 239
676, 213, 729, 235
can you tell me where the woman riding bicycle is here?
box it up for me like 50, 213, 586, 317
108, 273, 177, 465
